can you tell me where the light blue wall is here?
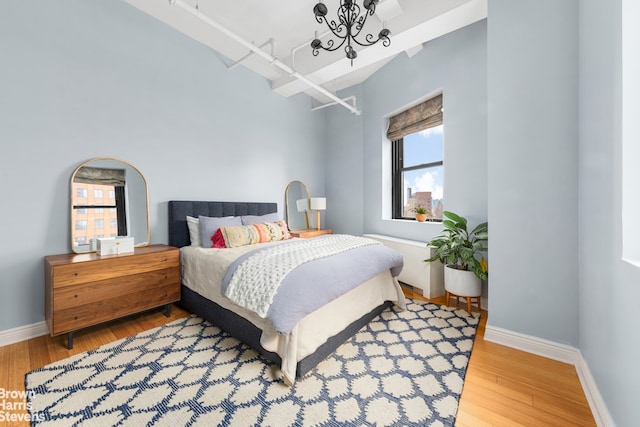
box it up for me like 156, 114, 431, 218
487, 0, 579, 346
0, 1, 326, 331
325, 20, 488, 242
579, 0, 640, 425
325, 85, 365, 235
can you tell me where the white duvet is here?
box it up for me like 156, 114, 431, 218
180, 241, 405, 385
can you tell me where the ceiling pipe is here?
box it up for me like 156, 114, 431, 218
169, 0, 361, 115
228, 38, 276, 71
311, 96, 357, 112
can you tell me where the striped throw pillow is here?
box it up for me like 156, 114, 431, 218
219, 221, 292, 248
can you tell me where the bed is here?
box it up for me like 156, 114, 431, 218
168, 200, 405, 385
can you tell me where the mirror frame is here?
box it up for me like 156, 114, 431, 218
285, 180, 311, 231
70, 157, 150, 253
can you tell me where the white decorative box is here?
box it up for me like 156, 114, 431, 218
97, 237, 134, 255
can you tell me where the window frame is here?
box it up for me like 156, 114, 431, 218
391, 136, 444, 220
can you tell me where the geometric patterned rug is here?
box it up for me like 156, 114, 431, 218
25, 299, 479, 426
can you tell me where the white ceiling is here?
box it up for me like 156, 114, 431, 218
124, 0, 487, 109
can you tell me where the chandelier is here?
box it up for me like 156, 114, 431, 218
311, 0, 391, 66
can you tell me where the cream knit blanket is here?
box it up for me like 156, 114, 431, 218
223, 234, 380, 317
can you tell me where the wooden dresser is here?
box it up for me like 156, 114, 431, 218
45, 244, 180, 349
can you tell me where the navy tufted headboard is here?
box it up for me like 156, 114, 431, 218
168, 201, 278, 248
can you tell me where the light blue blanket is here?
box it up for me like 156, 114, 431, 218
221, 235, 404, 334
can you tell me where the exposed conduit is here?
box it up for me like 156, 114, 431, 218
228, 38, 276, 71
311, 96, 357, 112
169, 0, 361, 115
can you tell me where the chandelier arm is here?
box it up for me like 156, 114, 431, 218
349, 8, 372, 39
316, 36, 347, 53
351, 28, 391, 48
319, 16, 349, 40
351, 36, 379, 47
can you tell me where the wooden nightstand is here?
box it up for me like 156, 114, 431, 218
45, 244, 181, 349
290, 229, 333, 238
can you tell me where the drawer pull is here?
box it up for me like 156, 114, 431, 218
74, 272, 79, 276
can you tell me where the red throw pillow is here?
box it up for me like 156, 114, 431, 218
211, 229, 227, 248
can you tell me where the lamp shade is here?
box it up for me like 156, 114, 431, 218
310, 197, 326, 211
296, 198, 310, 212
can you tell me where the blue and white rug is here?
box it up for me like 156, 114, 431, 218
25, 300, 479, 426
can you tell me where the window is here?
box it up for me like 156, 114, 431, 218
392, 126, 444, 219
388, 94, 444, 220
71, 167, 128, 246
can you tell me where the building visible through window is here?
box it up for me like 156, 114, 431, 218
71, 182, 122, 247
400, 125, 444, 219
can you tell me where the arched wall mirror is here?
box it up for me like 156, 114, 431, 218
70, 157, 150, 253
285, 180, 311, 231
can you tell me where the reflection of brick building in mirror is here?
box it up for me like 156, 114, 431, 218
71, 182, 119, 247
404, 190, 444, 219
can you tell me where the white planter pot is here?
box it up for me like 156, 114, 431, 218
444, 265, 481, 296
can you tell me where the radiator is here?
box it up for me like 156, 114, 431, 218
364, 234, 444, 298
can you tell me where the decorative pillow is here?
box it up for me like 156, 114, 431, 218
186, 216, 200, 246
198, 215, 242, 248
220, 220, 292, 248
211, 229, 227, 248
241, 212, 280, 225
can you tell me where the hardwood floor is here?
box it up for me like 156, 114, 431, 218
405, 290, 596, 427
0, 294, 595, 426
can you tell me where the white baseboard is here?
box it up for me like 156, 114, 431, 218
574, 351, 617, 427
484, 325, 614, 427
484, 325, 578, 364
0, 321, 48, 348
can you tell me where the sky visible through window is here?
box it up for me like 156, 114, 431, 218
403, 125, 444, 214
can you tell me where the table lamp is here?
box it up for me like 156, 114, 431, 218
310, 197, 326, 230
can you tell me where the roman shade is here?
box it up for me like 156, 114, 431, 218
73, 167, 125, 186
387, 94, 443, 140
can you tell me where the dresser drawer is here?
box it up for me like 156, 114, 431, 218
51, 250, 179, 288
53, 267, 180, 311
52, 282, 180, 335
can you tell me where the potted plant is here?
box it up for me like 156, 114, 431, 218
424, 211, 488, 298
411, 205, 430, 222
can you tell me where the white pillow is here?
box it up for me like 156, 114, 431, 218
186, 216, 200, 246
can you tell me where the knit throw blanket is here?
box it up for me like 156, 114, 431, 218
223, 235, 380, 318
